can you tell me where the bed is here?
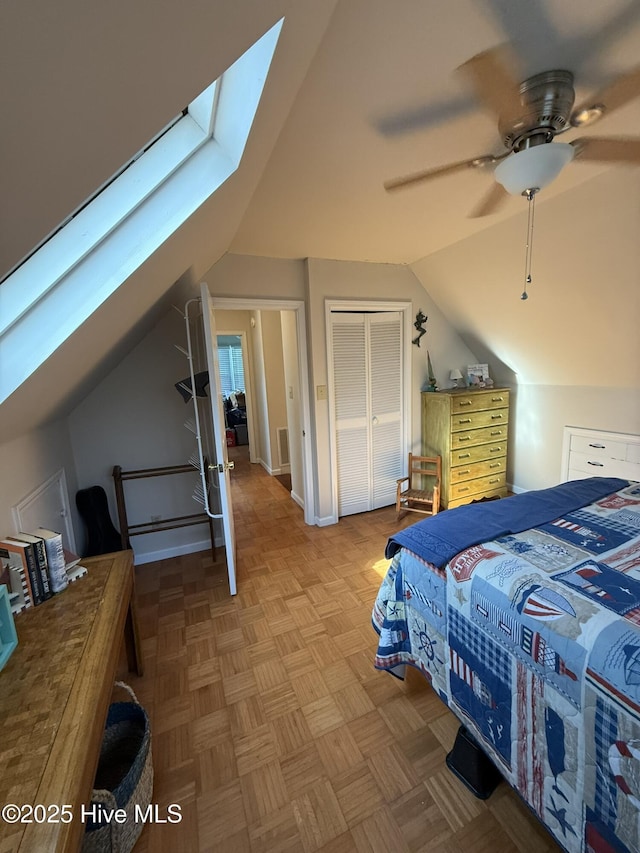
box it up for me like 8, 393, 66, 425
372, 476, 640, 853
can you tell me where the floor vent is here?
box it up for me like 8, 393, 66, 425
277, 427, 290, 467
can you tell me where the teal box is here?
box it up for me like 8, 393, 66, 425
0, 584, 18, 671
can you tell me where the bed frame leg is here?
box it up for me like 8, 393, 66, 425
445, 726, 502, 799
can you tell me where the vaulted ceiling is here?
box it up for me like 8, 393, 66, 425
1, 0, 639, 443
231, 0, 640, 263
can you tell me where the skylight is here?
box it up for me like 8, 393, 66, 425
0, 19, 283, 406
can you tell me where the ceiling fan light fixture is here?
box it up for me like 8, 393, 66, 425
571, 104, 606, 127
494, 142, 575, 195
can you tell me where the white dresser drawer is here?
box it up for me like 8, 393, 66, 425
569, 451, 626, 477
563, 427, 640, 484
570, 434, 629, 460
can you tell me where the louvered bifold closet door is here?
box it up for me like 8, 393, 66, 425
369, 312, 403, 509
332, 314, 370, 516
331, 311, 403, 516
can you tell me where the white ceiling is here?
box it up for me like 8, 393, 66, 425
232, 0, 640, 264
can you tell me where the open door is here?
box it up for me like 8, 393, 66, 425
200, 282, 237, 595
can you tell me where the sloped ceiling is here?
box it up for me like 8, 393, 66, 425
1, 0, 640, 444
0, 0, 338, 443
231, 0, 640, 263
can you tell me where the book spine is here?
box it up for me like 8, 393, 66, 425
0, 547, 33, 608
42, 535, 68, 593
22, 544, 43, 605
11, 564, 33, 609
32, 539, 53, 600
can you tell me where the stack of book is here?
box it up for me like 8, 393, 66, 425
0, 529, 87, 615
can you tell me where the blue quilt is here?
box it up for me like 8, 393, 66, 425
385, 477, 629, 567
373, 480, 640, 853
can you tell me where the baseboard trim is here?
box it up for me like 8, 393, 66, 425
291, 491, 304, 509
259, 458, 282, 476
133, 537, 221, 565
316, 514, 337, 527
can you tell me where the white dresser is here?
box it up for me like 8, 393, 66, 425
561, 426, 640, 483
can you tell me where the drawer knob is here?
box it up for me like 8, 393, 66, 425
587, 461, 604, 467
588, 443, 606, 449
458, 436, 471, 442
489, 478, 499, 484
490, 463, 500, 469
458, 400, 472, 407
491, 414, 503, 420
459, 453, 471, 459
490, 447, 501, 453
490, 430, 503, 436
491, 396, 504, 402
458, 418, 472, 424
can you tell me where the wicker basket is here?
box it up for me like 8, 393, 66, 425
82, 681, 153, 853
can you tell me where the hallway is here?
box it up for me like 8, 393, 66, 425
125, 452, 559, 852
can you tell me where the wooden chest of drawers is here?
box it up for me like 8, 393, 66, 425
422, 388, 510, 509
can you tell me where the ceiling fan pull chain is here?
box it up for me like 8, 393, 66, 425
521, 189, 536, 300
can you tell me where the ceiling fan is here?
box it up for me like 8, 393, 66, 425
384, 46, 640, 218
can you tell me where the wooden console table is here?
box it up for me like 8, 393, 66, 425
0, 550, 143, 853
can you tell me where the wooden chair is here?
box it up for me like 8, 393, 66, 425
396, 454, 441, 518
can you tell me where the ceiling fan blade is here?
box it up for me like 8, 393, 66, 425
571, 65, 640, 124
457, 45, 522, 121
384, 156, 495, 192
468, 182, 510, 218
571, 136, 640, 163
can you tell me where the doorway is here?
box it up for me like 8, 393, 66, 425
212, 297, 315, 527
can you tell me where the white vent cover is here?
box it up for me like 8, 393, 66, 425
277, 427, 290, 467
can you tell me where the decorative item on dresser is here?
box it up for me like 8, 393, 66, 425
422, 387, 510, 509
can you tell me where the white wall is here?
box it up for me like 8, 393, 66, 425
282, 310, 304, 503
411, 169, 640, 491
68, 308, 212, 562
200, 253, 306, 302
0, 420, 79, 550
305, 257, 479, 522
249, 311, 271, 468
509, 385, 640, 491
260, 311, 289, 474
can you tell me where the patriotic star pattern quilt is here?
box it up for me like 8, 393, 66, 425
372, 480, 640, 853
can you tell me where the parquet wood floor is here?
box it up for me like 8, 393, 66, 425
124, 447, 561, 852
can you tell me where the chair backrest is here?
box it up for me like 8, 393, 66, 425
408, 454, 441, 489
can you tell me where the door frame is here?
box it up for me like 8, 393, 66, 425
211, 296, 315, 527
325, 299, 412, 523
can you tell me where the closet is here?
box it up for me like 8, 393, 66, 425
330, 311, 404, 516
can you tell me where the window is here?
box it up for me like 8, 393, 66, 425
217, 336, 245, 398
0, 19, 283, 405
